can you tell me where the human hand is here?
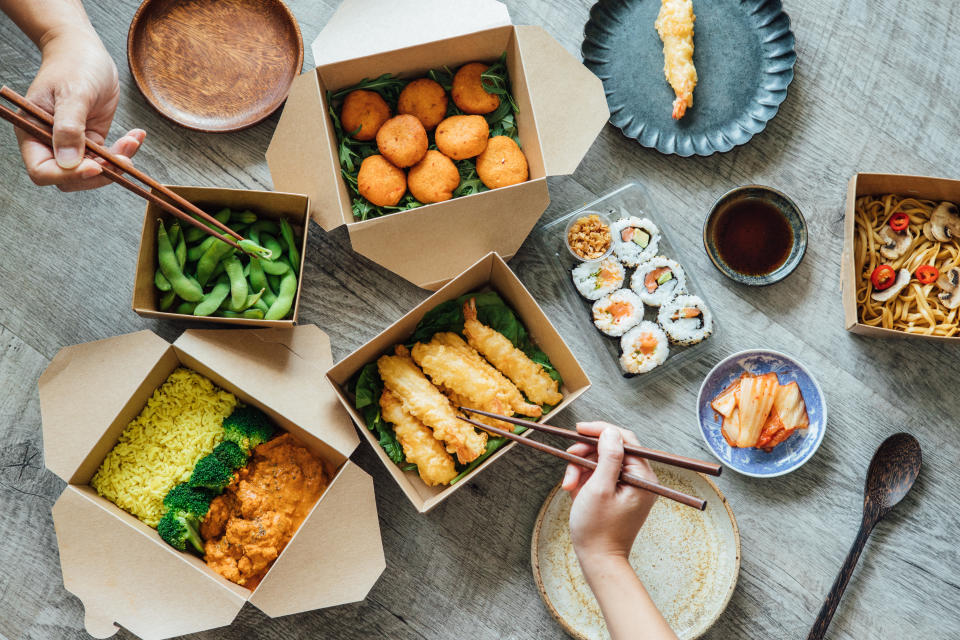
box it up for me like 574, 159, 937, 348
562, 421, 659, 563
16, 25, 145, 191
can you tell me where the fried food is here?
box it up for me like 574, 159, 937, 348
408, 150, 460, 203
340, 89, 391, 141
397, 78, 448, 131
379, 390, 457, 486
377, 345, 487, 464
476, 136, 528, 189
451, 62, 500, 114
376, 114, 429, 168
435, 115, 489, 160
655, 0, 697, 120
462, 299, 563, 406
357, 154, 407, 206
411, 341, 515, 418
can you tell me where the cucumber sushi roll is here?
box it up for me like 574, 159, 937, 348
657, 294, 713, 345
592, 289, 644, 337
609, 217, 660, 267
572, 257, 625, 301
619, 321, 669, 374
630, 257, 686, 306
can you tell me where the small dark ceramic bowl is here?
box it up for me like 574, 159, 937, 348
703, 185, 807, 286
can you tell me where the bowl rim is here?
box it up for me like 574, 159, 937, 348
563, 210, 615, 263
695, 348, 828, 478
702, 184, 808, 286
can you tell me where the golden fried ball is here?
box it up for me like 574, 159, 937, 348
476, 136, 528, 189
357, 155, 407, 206
376, 115, 429, 168
408, 150, 461, 204
434, 115, 489, 160
397, 78, 448, 131
451, 62, 500, 115
340, 90, 391, 141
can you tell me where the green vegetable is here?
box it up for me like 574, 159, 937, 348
633, 229, 650, 248
280, 219, 300, 271
184, 208, 231, 244
249, 257, 276, 306
159, 289, 176, 311
186, 235, 217, 262
351, 363, 404, 464
188, 453, 234, 492
217, 309, 265, 319
223, 255, 248, 310
157, 509, 205, 554
196, 238, 234, 287
264, 270, 297, 320
212, 441, 249, 471
163, 483, 213, 517
657, 271, 673, 285
237, 238, 272, 260
154, 269, 172, 292
157, 219, 203, 302
175, 301, 197, 315
261, 233, 284, 261
193, 275, 230, 317
222, 405, 275, 454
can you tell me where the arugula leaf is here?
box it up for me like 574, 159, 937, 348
351, 363, 405, 464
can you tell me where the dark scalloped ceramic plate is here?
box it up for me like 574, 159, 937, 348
582, 0, 796, 156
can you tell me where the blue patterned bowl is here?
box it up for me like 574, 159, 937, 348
696, 350, 826, 477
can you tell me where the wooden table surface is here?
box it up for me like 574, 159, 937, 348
1, 1, 958, 638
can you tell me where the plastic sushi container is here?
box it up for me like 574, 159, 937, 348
537, 182, 718, 387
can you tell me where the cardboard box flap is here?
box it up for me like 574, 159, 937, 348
310, 0, 511, 66
265, 71, 343, 231
249, 461, 385, 614
515, 25, 609, 176
53, 486, 247, 640
38, 330, 171, 482
173, 325, 360, 457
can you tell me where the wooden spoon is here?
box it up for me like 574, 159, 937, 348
806, 433, 922, 639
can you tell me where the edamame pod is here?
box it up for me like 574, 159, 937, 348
223, 256, 248, 309
234, 210, 257, 224
155, 269, 172, 292
265, 270, 297, 320
267, 273, 281, 292
225, 287, 265, 313
185, 208, 231, 244
248, 258, 277, 306
253, 298, 270, 314
216, 309, 265, 319
174, 225, 187, 269
261, 233, 283, 261
187, 235, 217, 262
196, 239, 235, 286
210, 260, 226, 280
247, 220, 280, 246
159, 289, 176, 311
176, 302, 197, 315
260, 257, 292, 276
280, 219, 300, 271
157, 220, 203, 302
194, 275, 231, 316
237, 238, 271, 260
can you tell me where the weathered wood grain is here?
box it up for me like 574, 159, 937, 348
0, 0, 959, 639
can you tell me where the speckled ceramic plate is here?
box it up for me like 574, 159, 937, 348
582, 0, 796, 156
531, 464, 740, 639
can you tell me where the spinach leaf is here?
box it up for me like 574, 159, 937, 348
352, 363, 405, 464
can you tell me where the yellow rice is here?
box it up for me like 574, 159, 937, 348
90, 367, 237, 527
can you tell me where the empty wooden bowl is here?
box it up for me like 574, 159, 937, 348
127, 0, 303, 133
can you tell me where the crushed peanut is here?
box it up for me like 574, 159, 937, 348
567, 215, 612, 260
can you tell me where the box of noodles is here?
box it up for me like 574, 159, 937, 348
326, 252, 591, 513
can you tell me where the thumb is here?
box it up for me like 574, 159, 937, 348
584, 427, 624, 493
52, 94, 90, 169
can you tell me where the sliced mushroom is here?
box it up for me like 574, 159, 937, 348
928, 202, 960, 242
936, 267, 960, 309
871, 268, 911, 302
879, 225, 913, 259
923, 222, 937, 242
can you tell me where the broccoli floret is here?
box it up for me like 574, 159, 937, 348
188, 453, 234, 492
212, 440, 248, 471
163, 483, 213, 517
222, 405, 275, 454
157, 510, 205, 554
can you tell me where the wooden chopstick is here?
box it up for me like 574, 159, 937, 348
0, 86, 243, 243
460, 407, 722, 477
0, 103, 242, 252
457, 415, 707, 510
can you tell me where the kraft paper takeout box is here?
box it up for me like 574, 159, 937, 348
133, 186, 310, 327
266, 0, 609, 290
326, 252, 591, 513
842, 172, 960, 342
38, 326, 385, 640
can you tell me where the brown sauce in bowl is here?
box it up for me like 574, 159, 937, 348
713, 199, 793, 275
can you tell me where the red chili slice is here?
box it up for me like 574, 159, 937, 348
871, 265, 896, 290
916, 265, 940, 285
889, 212, 910, 232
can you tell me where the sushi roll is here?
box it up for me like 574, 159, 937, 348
572, 257, 625, 300
592, 289, 644, 337
658, 294, 713, 345
630, 257, 686, 306
609, 217, 660, 267
619, 321, 669, 374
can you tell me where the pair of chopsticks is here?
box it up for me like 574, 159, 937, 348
458, 408, 721, 511
0, 86, 243, 251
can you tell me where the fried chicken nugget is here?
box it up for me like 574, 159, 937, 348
435, 115, 489, 160
476, 136, 528, 189
408, 150, 460, 203
377, 346, 487, 464
357, 155, 407, 206
380, 390, 457, 486
451, 62, 500, 115
340, 90, 391, 141
462, 299, 563, 406
376, 114, 428, 168
397, 78, 448, 131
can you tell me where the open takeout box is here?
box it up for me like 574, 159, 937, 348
39, 326, 385, 640
326, 252, 591, 512
842, 172, 960, 341
266, 0, 609, 290
132, 185, 310, 327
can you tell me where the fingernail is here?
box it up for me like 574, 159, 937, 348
600, 427, 621, 446
56, 146, 82, 169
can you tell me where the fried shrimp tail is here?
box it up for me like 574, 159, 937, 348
379, 390, 457, 486
655, 0, 697, 120
462, 299, 563, 407
377, 346, 487, 464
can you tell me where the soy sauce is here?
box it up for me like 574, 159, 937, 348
713, 198, 793, 276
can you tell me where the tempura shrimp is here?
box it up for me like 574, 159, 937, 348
655, 0, 697, 120
379, 390, 457, 486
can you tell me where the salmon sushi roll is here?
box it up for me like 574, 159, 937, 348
592, 289, 644, 337
630, 256, 686, 306
658, 294, 713, 345
619, 321, 669, 374
572, 257, 625, 300
610, 217, 660, 267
